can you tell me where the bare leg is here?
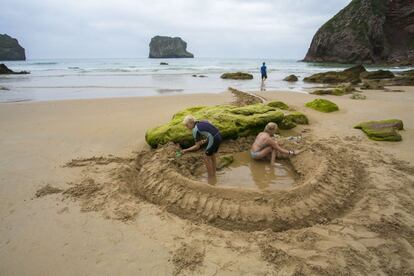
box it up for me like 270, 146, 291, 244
270, 149, 276, 166
204, 155, 215, 179
212, 154, 217, 175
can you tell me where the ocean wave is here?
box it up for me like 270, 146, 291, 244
29, 62, 59, 65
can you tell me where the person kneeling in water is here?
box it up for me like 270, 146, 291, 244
181, 115, 222, 180
250, 122, 297, 166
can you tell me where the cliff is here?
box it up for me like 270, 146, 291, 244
303, 0, 414, 65
0, 34, 26, 61
149, 36, 194, 58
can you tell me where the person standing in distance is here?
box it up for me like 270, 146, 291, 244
261, 62, 267, 81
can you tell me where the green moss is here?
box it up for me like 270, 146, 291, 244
145, 104, 286, 148
354, 119, 403, 141
221, 72, 253, 80
267, 101, 289, 110
286, 112, 309, 125
305, 99, 339, 113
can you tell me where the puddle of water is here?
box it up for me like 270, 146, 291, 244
201, 151, 298, 190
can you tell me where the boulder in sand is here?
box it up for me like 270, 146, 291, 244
0, 63, 29, 75
283, 74, 298, 82
310, 84, 355, 96
145, 104, 308, 147
354, 119, 404, 141
304, 65, 366, 84
221, 72, 253, 80
350, 92, 366, 100
360, 70, 395, 79
305, 99, 339, 113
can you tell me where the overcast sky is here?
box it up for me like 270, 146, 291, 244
1, 0, 351, 59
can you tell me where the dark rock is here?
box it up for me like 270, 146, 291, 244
221, 72, 253, 80
398, 69, 414, 76
283, 74, 298, 82
0, 63, 29, 75
0, 34, 26, 61
354, 119, 404, 141
360, 70, 394, 79
303, 0, 414, 65
160, 62, 169, 65
198, 75, 207, 78
304, 65, 366, 84
149, 36, 194, 58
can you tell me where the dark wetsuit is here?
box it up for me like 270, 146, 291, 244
261, 64, 267, 80
192, 121, 222, 156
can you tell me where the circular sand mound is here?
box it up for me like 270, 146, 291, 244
128, 138, 366, 231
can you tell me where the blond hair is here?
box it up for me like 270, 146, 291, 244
264, 122, 278, 135
183, 115, 196, 125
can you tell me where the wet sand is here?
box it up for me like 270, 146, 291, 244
1, 88, 414, 275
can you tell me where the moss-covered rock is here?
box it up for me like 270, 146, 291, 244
360, 70, 394, 79
350, 92, 366, 100
305, 99, 339, 113
283, 74, 298, 82
145, 104, 309, 147
354, 119, 404, 141
221, 72, 253, 80
267, 101, 289, 110
310, 84, 355, 96
360, 80, 384, 90
146, 104, 283, 147
279, 112, 309, 129
303, 65, 366, 84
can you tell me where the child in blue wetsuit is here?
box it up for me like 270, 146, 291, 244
261, 62, 267, 81
182, 115, 222, 180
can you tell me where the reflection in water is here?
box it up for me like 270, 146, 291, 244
260, 80, 266, 91
201, 151, 297, 190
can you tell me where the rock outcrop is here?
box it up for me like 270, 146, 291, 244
0, 34, 26, 61
0, 63, 29, 74
304, 65, 366, 84
149, 36, 193, 58
220, 72, 253, 80
303, 0, 414, 65
354, 119, 404, 141
305, 99, 339, 113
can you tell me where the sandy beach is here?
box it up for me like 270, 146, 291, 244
1, 88, 414, 275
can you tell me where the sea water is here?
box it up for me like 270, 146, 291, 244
0, 57, 410, 102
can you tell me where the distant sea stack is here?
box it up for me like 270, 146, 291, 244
149, 36, 194, 58
0, 34, 26, 61
303, 0, 414, 65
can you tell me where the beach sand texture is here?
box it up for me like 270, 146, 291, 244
1, 89, 414, 275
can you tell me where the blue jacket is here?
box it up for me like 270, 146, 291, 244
261, 65, 267, 75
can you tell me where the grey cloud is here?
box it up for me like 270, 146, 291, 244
0, 0, 351, 58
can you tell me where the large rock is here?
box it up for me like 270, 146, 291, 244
303, 0, 414, 65
145, 104, 308, 148
221, 72, 253, 80
354, 119, 404, 141
304, 65, 366, 84
360, 69, 395, 79
149, 36, 194, 58
0, 63, 29, 75
0, 34, 26, 61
